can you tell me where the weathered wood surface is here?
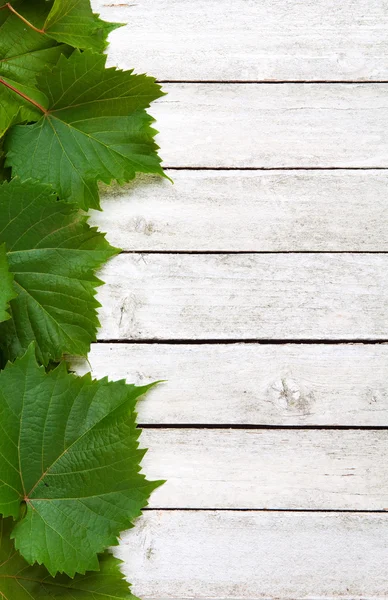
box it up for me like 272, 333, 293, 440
94, 170, 388, 252
150, 84, 388, 168
93, 0, 388, 82
116, 511, 388, 599
140, 429, 388, 510
71, 343, 388, 425
97, 254, 388, 341
90, 2, 388, 598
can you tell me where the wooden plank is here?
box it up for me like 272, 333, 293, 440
95, 170, 388, 252
150, 84, 388, 168
93, 0, 388, 82
116, 510, 388, 599
97, 254, 388, 341
70, 343, 388, 426
141, 429, 388, 510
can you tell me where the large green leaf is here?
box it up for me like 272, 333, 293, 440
0, 179, 118, 365
0, 1, 71, 135
0, 346, 160, 576
0, 517, 137, 599
5, 50, 165, 210
0, 243, 15, 323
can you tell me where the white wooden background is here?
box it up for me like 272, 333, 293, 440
79, 2, 388, 598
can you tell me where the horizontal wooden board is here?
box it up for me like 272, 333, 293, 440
140, 429, 388, 510
70, 343, 388, 425
93, 0, 388, 82
97, 254, 388, 341
95, 170, 388, 251
116, 510, 388, 599
150, 84, 388, 168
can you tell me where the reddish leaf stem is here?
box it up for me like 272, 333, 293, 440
0, 2, 45, 34
0, 78, 47, 114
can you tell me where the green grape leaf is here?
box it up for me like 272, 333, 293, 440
0, 0, 118, 134
0, 1, 72, 135
0, 0, 120, 53
42, 0, 122, 51
5, 50, 165, 210
0, 517, 137, 599
0, 243, 16, 323
0, 1, 71, 83
0, 178, 119, 365
0, 346, 161, 577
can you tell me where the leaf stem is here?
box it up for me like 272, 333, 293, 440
0, 78, 47, 114
0, 2, 45, 34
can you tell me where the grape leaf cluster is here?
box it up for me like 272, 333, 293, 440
0, 517, 137, 599
0, 0, 165, 596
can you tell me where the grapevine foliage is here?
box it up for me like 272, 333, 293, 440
0, 346, 161, 577
6, 51, 165, 210
0, 0, 164, 592
0, 517, 137, 599
0, 179, 118, 365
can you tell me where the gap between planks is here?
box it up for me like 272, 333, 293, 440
163, 166, 388, 171
96, 339, 388, 344
138, 424, 388, 431
141, 507, 388, 513
119, 251, 388, 255
157, 80, 388, 84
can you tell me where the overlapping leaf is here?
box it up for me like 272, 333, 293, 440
0, 517, 137, 599
0, 1, 71, 83
0, 0, 119, 52
0, 179, 118, 365
0, 0, 119, 135
5, 50, 165, 210
41, 0, 122, 51
0, 346, 160, 576
0, 1, 72, 135
0, 243, 15, 322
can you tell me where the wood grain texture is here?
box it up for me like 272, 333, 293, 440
150, 84, 388, 168
91, 3, 388, 598
95, 170, 388, 252
97, 253, 388, 341
70, 343, 388, 425
140, 429, 388, 510
93, 0, 388, 82
116, 510, 388, 599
